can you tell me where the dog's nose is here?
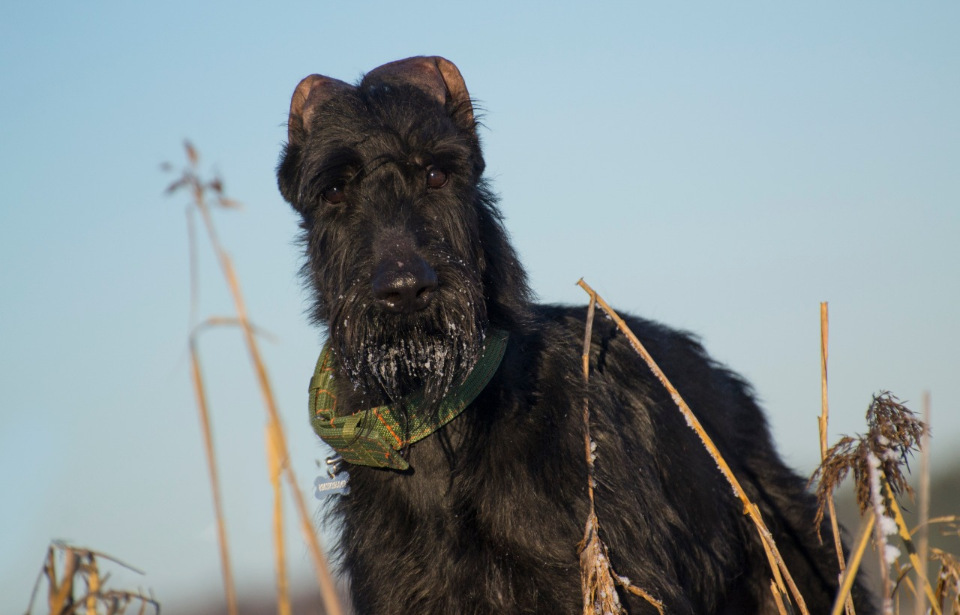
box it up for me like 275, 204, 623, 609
372, 256, 438, 313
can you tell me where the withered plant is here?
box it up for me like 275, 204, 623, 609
164, 142, 344, 615
812, 392, 942, 614
24, 541, 159, 615
577, 292, 664, 615
930, 548, 960, 614
813, 392, 924, 526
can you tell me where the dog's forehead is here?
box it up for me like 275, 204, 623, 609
311, 83, 460, 152
359, 79, 450, 122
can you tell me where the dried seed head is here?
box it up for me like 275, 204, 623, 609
812, 392, 926, 526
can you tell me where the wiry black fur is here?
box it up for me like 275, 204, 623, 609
278, 57, 874, 614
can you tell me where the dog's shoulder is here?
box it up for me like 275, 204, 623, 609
521, 302, 768, 441
527, 302, 712, 370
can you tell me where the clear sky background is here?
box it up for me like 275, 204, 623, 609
2, 1, 957, 611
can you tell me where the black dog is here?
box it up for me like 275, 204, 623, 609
277, 56, 871, 614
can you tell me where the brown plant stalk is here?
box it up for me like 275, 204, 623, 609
169, 142, 344, 615
884, 478, 942, 613
268, 424, 292, 615
189, 340, 239, 615
577, 278, 808, 615
915, 391, 931, 615
578, 292, 664, 615
819, 302, 855, 615
831, 512, 877, 615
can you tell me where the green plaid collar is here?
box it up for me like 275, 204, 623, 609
308, 329, 509, 470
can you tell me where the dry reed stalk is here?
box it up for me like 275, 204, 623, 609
177, 142, 239, 615
267, 424, 292, 615
189, 341, 239, 615
84, 555, 99, 615
168, 142, 344, 615
577, 278, 808, 615
929, 548, 960, 612
868, 457, 894, 614
892, 563, 917, 605
617, 583, 666, 614
915, 391, 931, 615
46, 545, 78, 614
580, 293, 599, 521
831, 512, 878, 615
577, 293, 664, 615
204, 207, 343, 615
911, 516, 960, 536
770, 580, 790, 615
818, 302, 830, 462
819, 303, 855, 615
884, 478, 942, 613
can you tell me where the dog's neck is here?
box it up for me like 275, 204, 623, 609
307, 329, 509, 471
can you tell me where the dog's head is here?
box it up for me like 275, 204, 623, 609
277, 56, 528, 407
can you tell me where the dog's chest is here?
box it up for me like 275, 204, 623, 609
347, 411, 581, 557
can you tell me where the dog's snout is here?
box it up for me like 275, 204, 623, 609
373, 256, 438, 314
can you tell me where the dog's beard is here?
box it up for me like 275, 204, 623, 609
328, 286, 487, 414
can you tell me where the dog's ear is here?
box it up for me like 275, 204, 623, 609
287, 74, 354, 145
279, 74, 354, 209
365, 56, 475, 129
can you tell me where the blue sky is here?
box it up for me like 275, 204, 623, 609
2, 1, 958, 610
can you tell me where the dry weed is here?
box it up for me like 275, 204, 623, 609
812, 392, 924, 526
165, 142, 344, 615
25, 541, 158, 615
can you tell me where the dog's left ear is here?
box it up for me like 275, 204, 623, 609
365, 56, 475, 129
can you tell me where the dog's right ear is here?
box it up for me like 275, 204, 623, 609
278, 74, 354, 208
287, 74, 354, 144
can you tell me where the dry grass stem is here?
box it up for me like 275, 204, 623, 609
268, 425, 292, 615
189, 341, 239, 615
582, 292, 597, 509
167, 142, 345, 615
892, 563, 917, 604
195, 316, 278, 342
831, 512, 878, 615
577, 279, 808, 615
911, 517, 960, 536
915, 391, 932, 615
771, 580, 790, 615
578, 512, 627, 615
577, 291, 624, 615
930, 549, 960, 613
819, 303, 855, 615
618, 582, 666, 615
819, 302, 830, 465
867, 455, 894, 614
577, 291, 665, 615
884, 478, 942, 613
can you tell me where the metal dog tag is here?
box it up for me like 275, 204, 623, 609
314, 454, 350, 497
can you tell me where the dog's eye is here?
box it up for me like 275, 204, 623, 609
425, 166, 448, 189
321, 183, 346, 205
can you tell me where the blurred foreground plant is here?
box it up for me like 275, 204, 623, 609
164, 142, 344, 615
